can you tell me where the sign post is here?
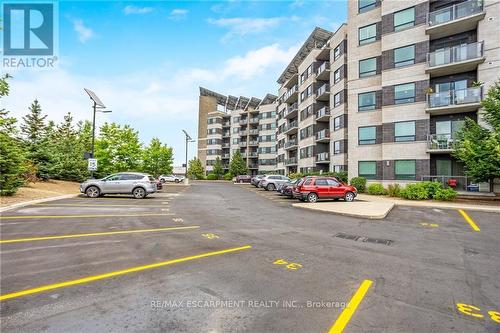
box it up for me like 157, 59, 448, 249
88, 158, 97, 172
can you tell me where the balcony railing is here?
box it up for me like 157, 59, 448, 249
316, 129, 330, 141
316, 152, 329, 162
427, 87, 482, 108
283, 85, 298, 102
316, 84, 330, 97
222, 132, 230, 137
428, 0, 484, 27
315, 106, 330, 120
249, 129, 259, 135
222, 154, 230, 159
284, 139, 298, 149
421, 175, 490, 192
284, 102, 298, 118
284, 121, 298, 132
239, 119, 248, 125
239, 142, 247, 147
285, 157, 297, 165
240, 130, 248, 136
316, 61, 330, 76
222, 143, 230, 148
249, 118, 259, 124
249, 164, 258, 169
248, 152, 258, 158
428, 42, 484, 68
427, 133, 457, 151
248, 140, 259, 146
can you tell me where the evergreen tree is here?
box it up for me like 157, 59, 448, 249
454, 81, 500, 189
187, 157, 205, 179
212, 156, 223, 179
141, 137, 174, 177
229, 150, 247, 176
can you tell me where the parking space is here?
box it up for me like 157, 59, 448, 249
1, 181, 499, 332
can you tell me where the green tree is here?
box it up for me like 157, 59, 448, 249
141, 137, 174, 177
229, 150, 247, 176
453, 81, 500, 189
0, 74, 26, 195
94, 122, 142, 176
212, 156, 223, 179
187, 157, 205, 179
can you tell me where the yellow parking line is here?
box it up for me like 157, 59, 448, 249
0, 245, 252, 301
458, 209, 480, 232
328, 279, 373, 333
0, 226, 200, 244
0, 213, 173, 220
33, 204, 168, 207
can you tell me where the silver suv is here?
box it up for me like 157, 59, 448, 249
80, 172, 157, 199
259, 175, 290, 191
159, 174, 185, 183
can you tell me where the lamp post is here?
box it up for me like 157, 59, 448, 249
182, 130, 195, 180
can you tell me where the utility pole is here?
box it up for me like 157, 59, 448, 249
182, 130, 194, 180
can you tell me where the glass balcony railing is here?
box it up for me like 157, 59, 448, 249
284, 121, 298, 132
316, 61, 330, 76
248, 140, 259, 146
285, 157, 297, 165
284, 139, 297, 149
316, 129, 330, 141
316, 106, 330, 119
427, 87, 482, 108
427, 133, 458, 150
249, 129, 259, 135
249, 118, 259, 124
428, 0, 484, 27
316, 152, 329, 162
316, 84, 330, 97
283, 85, 298, 101
428, 42, 484, 67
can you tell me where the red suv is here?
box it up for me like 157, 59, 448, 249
292, 176, 357, 203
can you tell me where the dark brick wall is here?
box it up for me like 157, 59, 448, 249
376, 56, 382, 75
416, 119, 429, 141
376, 161, 384, 180
381, 49, 394, 71
416, 159, 430, 180
382, 86, 394, 106
376, 125, 382, 144
382, 123, 394, 143
375, 90, 383, 109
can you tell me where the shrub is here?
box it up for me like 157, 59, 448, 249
420, 181, 442, 199
206, 173, 217, 180
367, 183, 387, 195
332, 171, 348, 183
399, 183, 429, 200
223, 172, 233, 181
288, 172, 304, 179
350, 177, 366, 193
433, 188, 457, 201
387, 184, 401, 197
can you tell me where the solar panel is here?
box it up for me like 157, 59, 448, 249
84, 88, 106, 108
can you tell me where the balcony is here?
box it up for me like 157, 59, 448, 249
316, 129, 330, 142
316, 61, 330, 81
284, 139, 298, 150
249, 164, 259, 169
283, 120, 298, 135
239, 141, 247, 147
222, 121, 231, 127
315, 106, 330, 122
239, 119, 248, 126
222, 143, 230, 148
222, 132, 230, 138
285, 157, 297, 166
249, 129, 259, 135
240, 130, 248, 136
248, 152, 258, 158
427, 134, 456, 153
248, 140, 259, 146
222, 153, 230, 159
283, 85, 298, 104
426, 87, 482, 115
427, 42, 484, 77
316, 152, 330, 163
284, 103, 298, 119
249, 117, 259, 124
426, 0, 485, 39
315, 84, 330, 101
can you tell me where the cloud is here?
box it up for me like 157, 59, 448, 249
73, 19, 94, 43
290, 0, 305, 9
123, 5, 153, 15
169, 9, 188, 21
207, 16, 298, 42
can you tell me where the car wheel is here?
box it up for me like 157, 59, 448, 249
160, 179, 165, 183
133, 187, 146, 199
307, 192, 318, 203
85, 186, 100, 198
175, 179, 179, 183
266, 183, 275, 191
344, 192, 355, 202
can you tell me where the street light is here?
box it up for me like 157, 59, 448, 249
84, 88, 112, 177
182, 130, 195, 179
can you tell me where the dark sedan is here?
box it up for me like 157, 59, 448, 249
235, 175, 252, 183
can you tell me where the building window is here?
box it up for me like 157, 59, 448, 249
395, 160, 416, 180
334, 141, 341, 154
394, 121, 416, 142
333, 165, 344, 173
334, 92, 342, 107
334, 68, 341, 83
394, 7, 415, 31
334, 116, 341, 131
359, 57, 377, 78
394, 83, 415, 104
232, 138, 238, 144
232, 127, 239, 133
358, 0, 377, 13
358, 91, 376, 111
359, 161, 377, 179
359, 126, 376, 145
233, 117, 239, 124
394, 45, 415, 67
359, 23, 377, 45
334, 44, 341, 60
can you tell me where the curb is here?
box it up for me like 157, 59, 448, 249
0, 194, 80, 213
291, 202, 395, 220
392, 201, 500, 213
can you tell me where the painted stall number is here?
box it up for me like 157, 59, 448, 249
202, 233, 220, 239
273, 259, 303, 270
456, 303, 500, 323
172, 218, 184, 223
421, 222, 439, 228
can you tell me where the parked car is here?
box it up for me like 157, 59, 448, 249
251, 174, 265, 187
292, 176, 357, 203
278, 179, 301, 197
159, 174, 185, 183
259, 175, 290, 191
235, 175, 252, 183
80, 172, 157, 199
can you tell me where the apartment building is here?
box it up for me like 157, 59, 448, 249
347, 0, 499, 191
276, 26, 349, 175
198, 87, 277, 175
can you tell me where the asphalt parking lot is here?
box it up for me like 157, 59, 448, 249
1, 181, 499, 333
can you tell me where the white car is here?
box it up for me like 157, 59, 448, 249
159, 174, 185, 183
